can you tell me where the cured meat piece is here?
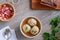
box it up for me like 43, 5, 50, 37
0, 10, 2, 14
0, 10, 2, 17
2, 6, 9, 12
4, 10, 12, 19
40, 0, 57, 8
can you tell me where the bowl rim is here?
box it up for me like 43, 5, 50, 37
20, 16, 42, 38
0, 2, 15, 21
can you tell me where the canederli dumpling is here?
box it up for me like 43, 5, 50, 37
30, 26, 39, 35
23, 24, 31, 32
28, 18, 37, 26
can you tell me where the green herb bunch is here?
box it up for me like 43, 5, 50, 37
43, 16, 60, 40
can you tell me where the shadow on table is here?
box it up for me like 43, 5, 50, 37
10, 21, 27, 39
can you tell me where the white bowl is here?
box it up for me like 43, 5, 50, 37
20, 16, 42, 38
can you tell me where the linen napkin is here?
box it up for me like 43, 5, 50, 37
0, 26, 17, 40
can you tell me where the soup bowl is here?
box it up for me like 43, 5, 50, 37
20, 16, 42, 38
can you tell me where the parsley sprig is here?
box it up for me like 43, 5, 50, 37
43, 16, 60, 40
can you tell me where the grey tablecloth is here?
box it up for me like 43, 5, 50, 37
0, 0, 60, 40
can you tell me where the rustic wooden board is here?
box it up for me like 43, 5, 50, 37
31, 0, 60, 10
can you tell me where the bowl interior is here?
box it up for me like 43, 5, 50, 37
0, 2, 15, 21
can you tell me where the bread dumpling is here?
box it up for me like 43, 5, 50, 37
23, 24, 31, 32
28, 18, 37, 26
30, 26, 39, 35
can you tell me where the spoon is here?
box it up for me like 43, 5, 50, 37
3, 29, 11, 40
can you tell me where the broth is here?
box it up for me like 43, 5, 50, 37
21, 17, 41, 37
